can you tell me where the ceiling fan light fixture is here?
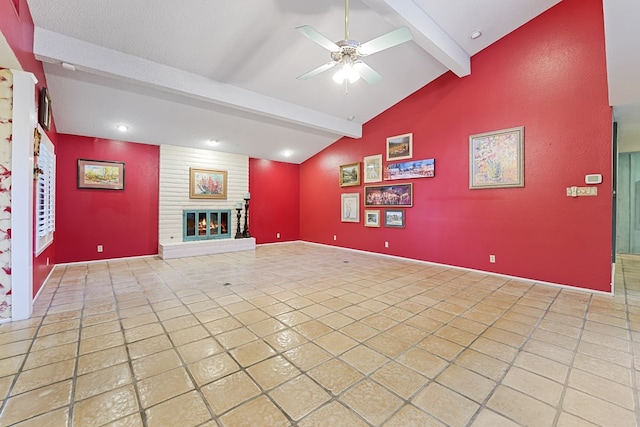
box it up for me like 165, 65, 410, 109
296, 0, 412, 86
333, 62, 360, 84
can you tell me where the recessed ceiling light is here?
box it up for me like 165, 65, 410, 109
206, 139, 219, 146
470, 30, 482, 40
117, 125, 128, 132
283, 150, 293, 157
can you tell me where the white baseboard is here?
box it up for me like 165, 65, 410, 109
301, 241, 613, 296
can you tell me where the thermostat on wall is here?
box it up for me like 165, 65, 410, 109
585, 174, 602, 184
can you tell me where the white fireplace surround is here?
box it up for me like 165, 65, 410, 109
158, 145, 252, 259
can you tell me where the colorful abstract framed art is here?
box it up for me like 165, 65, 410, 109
469, 126, 524, 189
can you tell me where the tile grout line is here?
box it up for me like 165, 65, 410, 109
550, 291, 591, 426
142, 254, 278, 426
437, 278, 562, 426
621, 258, 640, 427
109, 259, 150, 427
65, 263, 89, 427
0, 265, 64, 426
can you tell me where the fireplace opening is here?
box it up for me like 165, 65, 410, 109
184, 209, 230, 241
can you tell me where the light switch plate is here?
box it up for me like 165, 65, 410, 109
566, 186, 597, 197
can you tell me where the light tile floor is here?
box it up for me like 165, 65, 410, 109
1, 243, 639, 426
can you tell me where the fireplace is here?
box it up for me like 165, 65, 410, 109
183, 209, 230, 241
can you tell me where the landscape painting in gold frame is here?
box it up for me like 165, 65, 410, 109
77, 159, 125, 190
339, 162, 361, 187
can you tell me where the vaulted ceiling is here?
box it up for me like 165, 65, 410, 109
22, 0, 640, 162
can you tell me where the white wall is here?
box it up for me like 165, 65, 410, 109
159, 144, 249, 244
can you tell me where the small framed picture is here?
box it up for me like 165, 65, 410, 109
363, 154, 383, 183
386, 133, 412, 161
39, 87, 52, 131
340, 163, 361, 187
384, 209, 405, 228
341, 193, 360, 222
364, 210, 380, 227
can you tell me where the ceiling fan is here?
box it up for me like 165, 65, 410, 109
296, 0, 413, 89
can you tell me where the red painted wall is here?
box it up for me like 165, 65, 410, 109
1, 0, 57, 295
55, 135, 159, 263
300, 0, 612, 292
249, 158, 300, 243
0, 0, 42, 84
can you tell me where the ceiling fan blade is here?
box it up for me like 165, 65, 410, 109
296, 25, 341, 52
297, 61, 338, 80
358, 27, 413, 56
354, 61, 382, 85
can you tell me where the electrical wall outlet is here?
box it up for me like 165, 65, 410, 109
385, 241, 389, 248
333, 235, 337, 241
97, 245, 103, 253
489, 254, 496, 263
277, 232, 280, 238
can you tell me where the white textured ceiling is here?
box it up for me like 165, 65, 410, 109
21, 0, 639, 162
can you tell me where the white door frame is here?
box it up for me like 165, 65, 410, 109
10, 70, 37, 321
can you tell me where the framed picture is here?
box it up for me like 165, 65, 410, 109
189, 168, 228, 199
363, 154, 383, 183
364, 210, 380, 227
364, 183, 413, 207
469, 126, 524, 189
384, 209, 405, 228
78, 159, 125, 190
385, 158, 435, 180
386, 133, 413, 161
341, 193, 360, 222
38, 87, 51, 131
340, 162, 361, 187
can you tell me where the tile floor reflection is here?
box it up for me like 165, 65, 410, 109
0, 244, 639, 426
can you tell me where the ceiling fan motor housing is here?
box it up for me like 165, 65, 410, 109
331, 39, 362, 62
